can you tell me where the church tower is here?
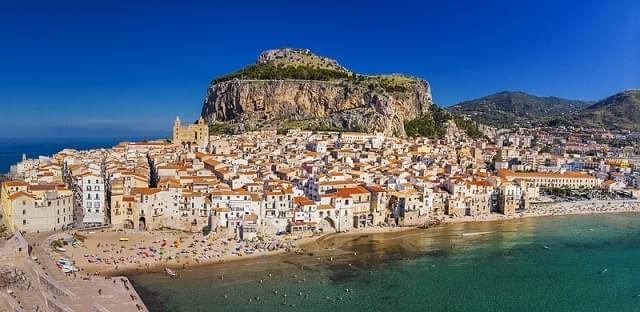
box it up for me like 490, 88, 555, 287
172, 116, 181, 144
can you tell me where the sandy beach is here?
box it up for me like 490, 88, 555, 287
48, 225, 418, 276
46, 199, 640, 277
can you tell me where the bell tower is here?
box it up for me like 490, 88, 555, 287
172, 116, 181, 144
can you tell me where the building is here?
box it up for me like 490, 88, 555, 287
0, 181, 73, 233
498, 183, 521, 215
79, 173, 106, 225
389, 189, 425, 226
172, 116, 209, 152
498, 169, 598, 189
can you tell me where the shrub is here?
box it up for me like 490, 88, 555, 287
213, 63, 348, 83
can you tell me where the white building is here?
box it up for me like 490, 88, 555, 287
80, 174, 106, 225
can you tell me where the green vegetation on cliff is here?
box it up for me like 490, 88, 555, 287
209, 123, 232, 135
214, 63, 417, 94
451, 114, 484, 139
404, 107, 448, 138
214, 63, 349, 83
405, 106, 483, 139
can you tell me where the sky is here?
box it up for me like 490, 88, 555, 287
0, 0, 639, 138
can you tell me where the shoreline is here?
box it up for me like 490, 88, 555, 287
106, 226, 416, 277
49, 200, 640, 278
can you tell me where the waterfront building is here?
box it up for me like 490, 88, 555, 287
498, 169, 598, 189
0, 181, 73, 232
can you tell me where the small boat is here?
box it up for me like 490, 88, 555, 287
56, 247, 67, 252
543, 245, 551, 250
165, 267, 178, 278
119, 237, 129, 242
461, 231, 493, 237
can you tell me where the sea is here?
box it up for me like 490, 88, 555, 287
130, 213, 640, 312
0, 137, 142, 174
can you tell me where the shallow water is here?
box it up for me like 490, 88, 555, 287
131, 213, 640, 311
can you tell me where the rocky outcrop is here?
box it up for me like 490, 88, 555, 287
201, 49, 433, 136
257, 48, 348, 72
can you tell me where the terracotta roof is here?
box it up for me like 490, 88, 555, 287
294, 196, 315, 206
3, 181, 29, 187
335, 186, 369, 198
131, 187, 162, 195
9, 191, 35, 200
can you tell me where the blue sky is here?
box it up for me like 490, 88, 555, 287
1, 0, 638, 138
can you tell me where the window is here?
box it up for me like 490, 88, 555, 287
87, 202, 92, 208
22, 209, 26, 215
87, 186, 92, 191
95, 202, 100, 209
23, 220, 26, 225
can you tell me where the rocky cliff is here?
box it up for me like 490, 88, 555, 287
201, 49, 433, 136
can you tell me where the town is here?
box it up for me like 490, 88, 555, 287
3, 117, 640, 239
3, 118, 640, 311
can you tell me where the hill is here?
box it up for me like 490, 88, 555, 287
447, 91, 592, 128
571, 90, 640, 130
201, 48, 433, 136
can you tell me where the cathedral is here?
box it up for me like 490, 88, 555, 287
172, 116, 209, 152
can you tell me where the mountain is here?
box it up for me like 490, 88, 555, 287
447, 91, 592, 128
571, 90, 640, 130
201, 48, 433, 136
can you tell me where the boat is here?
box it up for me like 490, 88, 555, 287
56, 247, 67, 252
119, 237, 129, 242
461, 231, 493, 237
165, 267, 178, 278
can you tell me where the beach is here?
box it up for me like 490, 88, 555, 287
18, 199, 640, 311
49, 226, 415, 276
45, 199, 640, 277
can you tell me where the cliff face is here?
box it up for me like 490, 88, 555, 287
201, 49, 433, 136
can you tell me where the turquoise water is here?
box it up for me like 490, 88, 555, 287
131, 213, 640, 311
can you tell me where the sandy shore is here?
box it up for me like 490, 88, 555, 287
47, 200, 640, 277
49, 226, 418, 276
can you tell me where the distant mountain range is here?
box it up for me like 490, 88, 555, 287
572, 90, 640, 130
447, 90, 640, 130
447, 91, 592, 128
